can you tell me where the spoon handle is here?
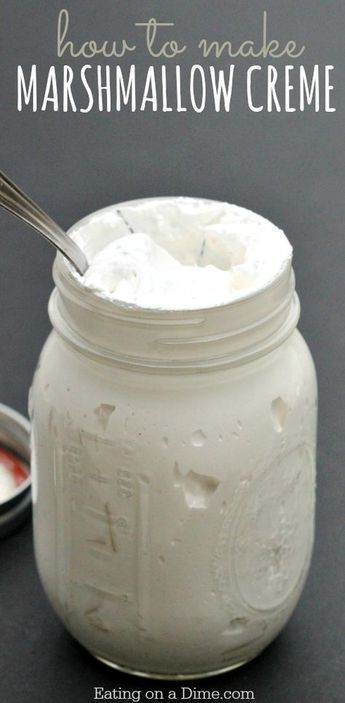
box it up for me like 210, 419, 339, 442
0, 170, 88, 275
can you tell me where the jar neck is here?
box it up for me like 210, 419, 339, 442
49, 255, 300, 371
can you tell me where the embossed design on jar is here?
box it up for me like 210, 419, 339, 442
48, 409, 140, 638
214, 445, 315, 615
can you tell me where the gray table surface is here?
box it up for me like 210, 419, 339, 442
0, 2, 344, 702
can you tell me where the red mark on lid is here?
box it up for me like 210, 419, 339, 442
0, 447, 29, 489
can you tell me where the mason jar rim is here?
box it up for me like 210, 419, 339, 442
49, 197, 300, 370
59, 195, 293, 316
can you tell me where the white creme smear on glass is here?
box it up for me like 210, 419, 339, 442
70, 198, 292, 309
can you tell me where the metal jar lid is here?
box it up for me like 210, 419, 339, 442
0, 403, 31, 538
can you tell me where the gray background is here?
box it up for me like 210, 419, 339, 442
0, 1, 344, 702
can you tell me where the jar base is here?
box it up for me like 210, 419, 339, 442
92, 653, 249, 680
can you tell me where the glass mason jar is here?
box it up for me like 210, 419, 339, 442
30, 199, 317, 679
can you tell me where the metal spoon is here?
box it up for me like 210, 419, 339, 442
0, 169, 88, 275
